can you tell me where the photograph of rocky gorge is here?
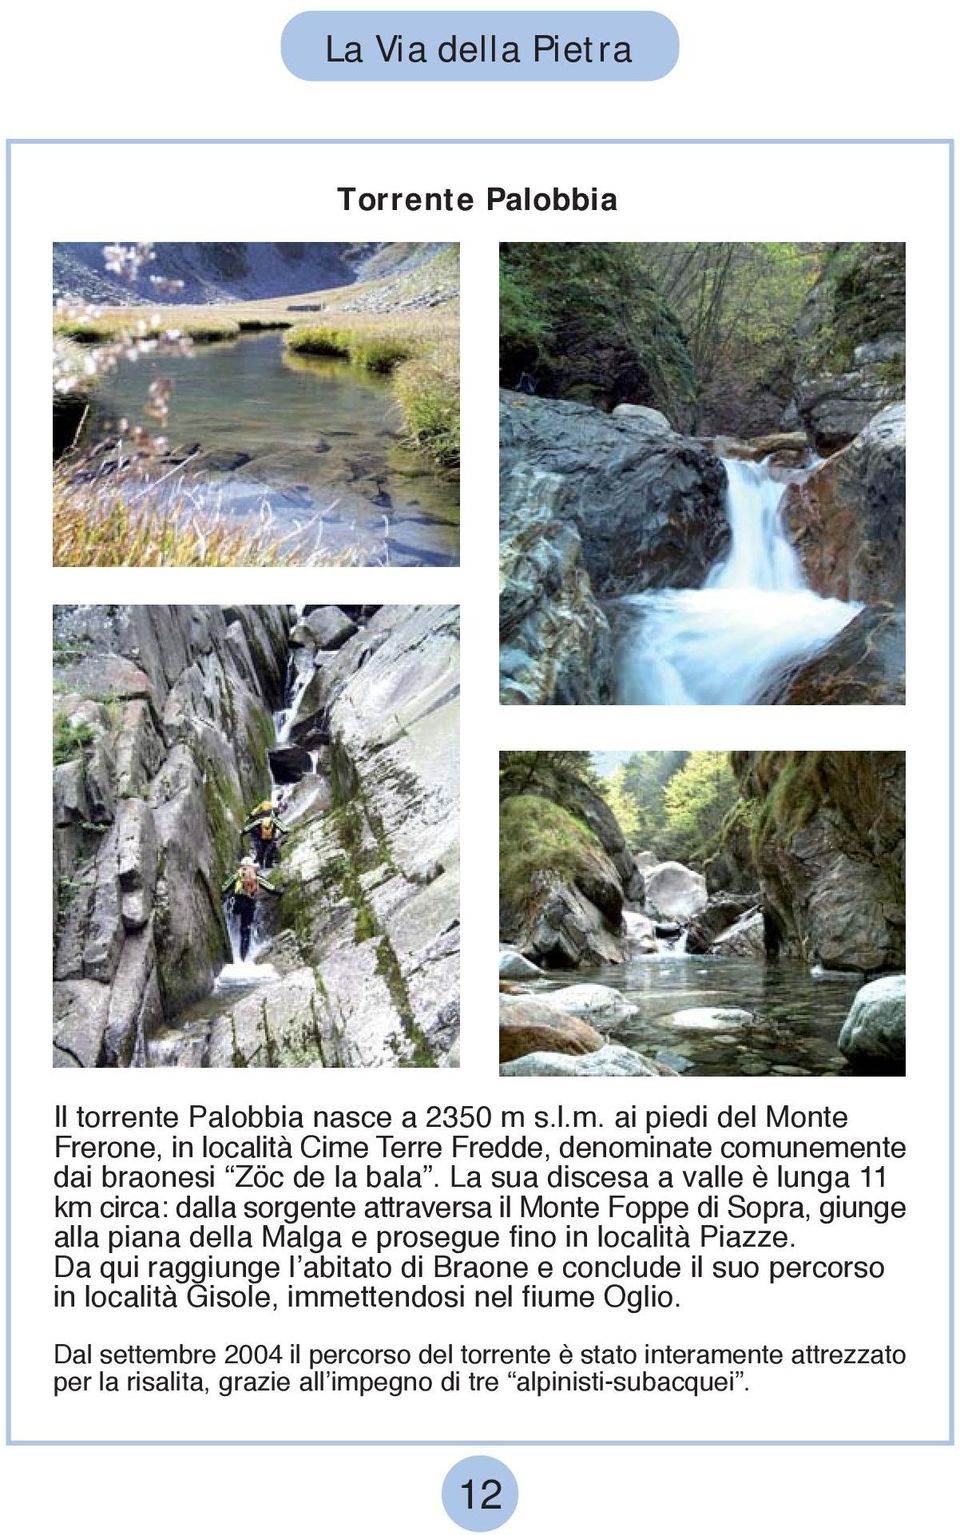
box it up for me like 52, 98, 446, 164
500, 242, 904, 704
53, 242, 459, 567
499, 751, 905, 1077
53, 605, 460, 1068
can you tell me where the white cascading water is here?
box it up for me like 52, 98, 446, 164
616, 457, 861, 704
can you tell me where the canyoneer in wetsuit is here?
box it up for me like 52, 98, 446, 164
220, 855, 278, 961
242, 798, 289, 870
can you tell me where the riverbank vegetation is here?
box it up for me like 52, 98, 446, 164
52, 474, 331, 567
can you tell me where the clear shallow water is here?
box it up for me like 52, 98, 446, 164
531, 954, 865, 1076
83, 331, 459, 565
615, 457, 860, 703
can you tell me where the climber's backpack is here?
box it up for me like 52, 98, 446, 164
239, 866, 258, 896
260, 816, 274, 840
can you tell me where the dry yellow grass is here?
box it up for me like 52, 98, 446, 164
53, 283, 459, 346
53, 467, 365, 568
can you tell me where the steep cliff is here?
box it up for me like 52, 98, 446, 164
53, 606, 287, 1066
791, 243, 905, 454
730, 751, 905, 973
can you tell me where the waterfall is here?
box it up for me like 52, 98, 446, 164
616, 457, 861, 704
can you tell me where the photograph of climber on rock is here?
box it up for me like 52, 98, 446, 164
53, 241, 460, 568
499, 242, 905, 705
52, 604, 460, 1069
221, 856, 279, 962
499, 751, 905, 1077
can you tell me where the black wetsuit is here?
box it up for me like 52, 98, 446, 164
234, 894, 256, 959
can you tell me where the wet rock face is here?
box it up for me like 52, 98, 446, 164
53, 605, 289, 1066
757, 605, 904, 706
53, 603, 460, 1069
499, 457, 613, 706
499, 391, 728, 704
782, 403, 905, 606
732, 752, 905, 974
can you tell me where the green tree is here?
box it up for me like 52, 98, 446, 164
660, 752, 739, 865
499, 750, 598, 802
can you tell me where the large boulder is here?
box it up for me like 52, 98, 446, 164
500, 1043, 660, 1077
291, 606, 358, 651
499, 996, 604, 1063
709, 909, 766, 958
499, 949, 544, 980
622, 909, 657, 953
838, 974, 905, 1069
757, 604, 904, 706
781, 404, 905, 605
525, 984, 637, 1027
499, 391, 728, 704
642, 861, 708, 923
686, 893, 762, 955
612, 403, 672, 431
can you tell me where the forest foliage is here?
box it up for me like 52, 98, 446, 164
603, 751, 740, 867
499, 749, 743, 876
499, 241, 903, 435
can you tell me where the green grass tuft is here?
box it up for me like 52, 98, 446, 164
53, 714, 95, 765
393, 346, 460, 467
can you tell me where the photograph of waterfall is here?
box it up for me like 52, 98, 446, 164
499, 751, 905, 1077
53, 242, 460, 567
499, 242, 905, 704
52, 605, 460, 1068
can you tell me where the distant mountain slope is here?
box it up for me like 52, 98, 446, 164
52, 241, 449, 306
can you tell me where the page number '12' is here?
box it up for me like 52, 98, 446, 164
442, 1457, 519, 1529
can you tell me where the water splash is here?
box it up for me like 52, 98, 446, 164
214, 960, 279, 993
615, 457, 861, 704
